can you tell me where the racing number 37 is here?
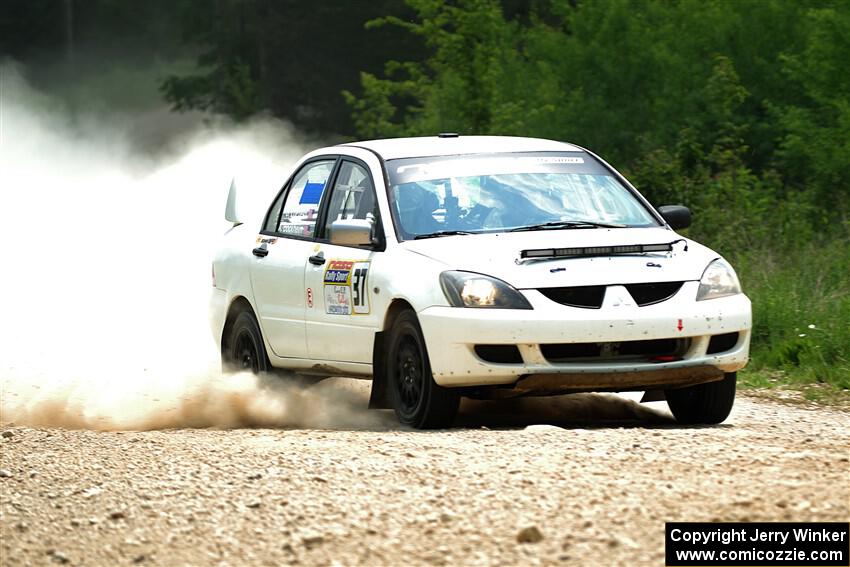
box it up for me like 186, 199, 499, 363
351, 265, 370, 314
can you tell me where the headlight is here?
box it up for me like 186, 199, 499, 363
440, 271, 532, 309
696, 258, 742, 301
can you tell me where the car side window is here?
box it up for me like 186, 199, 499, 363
266, 159, 335, 237
322, 161, 379, 240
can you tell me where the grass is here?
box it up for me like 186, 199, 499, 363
726, 234, 850, 403
739, 368, 850, 407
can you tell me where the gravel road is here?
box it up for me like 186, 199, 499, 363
1, 387, 848, 567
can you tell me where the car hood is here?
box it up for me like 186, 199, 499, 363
400, 228, 718, 288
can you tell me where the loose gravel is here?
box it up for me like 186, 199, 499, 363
1, 392, 848, 566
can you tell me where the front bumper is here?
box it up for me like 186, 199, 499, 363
418, 282, 751, 391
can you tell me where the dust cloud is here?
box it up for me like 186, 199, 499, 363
0, 62, 390, 431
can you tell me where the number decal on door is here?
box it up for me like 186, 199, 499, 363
351, 263, 370, 314
322, 260, 370, 315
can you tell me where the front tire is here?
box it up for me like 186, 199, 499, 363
387, 310, 459, 429
665, 372, 736, 424
223, 311, 271, 374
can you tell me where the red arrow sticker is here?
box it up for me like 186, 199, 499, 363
677, 319, 683, 331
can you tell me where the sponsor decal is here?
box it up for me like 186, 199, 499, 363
306, 288, 314, 309
255, 236, 278, 245
278, 223, 314, 236
532, 156, 584, 164
324, 260, 355, 284
322, 260, 371, 315
299, 181, 325, 205
324, 285, 351, 315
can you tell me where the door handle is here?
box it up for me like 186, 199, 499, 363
252, 246, 269, 258
308, 253, 325, 265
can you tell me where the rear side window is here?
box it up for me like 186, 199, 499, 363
265, 159, 335, 237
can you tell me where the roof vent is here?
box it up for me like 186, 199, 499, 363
437, 132, 459, 138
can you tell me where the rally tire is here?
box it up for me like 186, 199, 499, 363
665, 372, 737, 424
224, 311, 271, 374
387, 310, 460, 429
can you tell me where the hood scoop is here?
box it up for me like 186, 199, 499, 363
518, 239, 687, 263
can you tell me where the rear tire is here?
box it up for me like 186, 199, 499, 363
387, 310, 459, 429
665, 372, 736, 424
223, 311, 271, 374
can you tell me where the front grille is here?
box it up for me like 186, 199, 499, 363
539, 281, 684, 309
541, 338, 690, 363
707, 332, 739, 354
624, 281, 684, 306
474, 345, 523, 364
538, 285, 605, 309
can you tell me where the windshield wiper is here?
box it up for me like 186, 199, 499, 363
510, 220, 626, 232
413, 230, 476, 240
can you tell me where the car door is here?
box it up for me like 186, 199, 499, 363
250, 158, 336, 359
304, 159, 383, 363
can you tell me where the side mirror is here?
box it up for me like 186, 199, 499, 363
329, 219, 373, 246
657, 205, 691, 230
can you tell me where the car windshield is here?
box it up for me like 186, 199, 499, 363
386, 152, 659, 240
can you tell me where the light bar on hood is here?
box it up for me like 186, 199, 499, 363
519, 242, 678, 261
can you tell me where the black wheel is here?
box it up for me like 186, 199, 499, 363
665, 372, 737, 424
223, 311, 271, 374
387, 310, 459, 429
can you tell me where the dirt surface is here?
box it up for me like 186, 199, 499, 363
1, 390, 848, 567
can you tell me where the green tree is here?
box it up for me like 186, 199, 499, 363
776, 7, 850, 219
160, 0, 425, 133
345, 0, 521, 137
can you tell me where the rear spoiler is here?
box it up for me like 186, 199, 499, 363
225, 178, 242, 225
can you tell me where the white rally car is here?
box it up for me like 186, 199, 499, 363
210, 135, 751, 428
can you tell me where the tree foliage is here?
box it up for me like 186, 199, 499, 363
776, 7, 850, 209
157, 0, 425, 134
347, 0, 849, 237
